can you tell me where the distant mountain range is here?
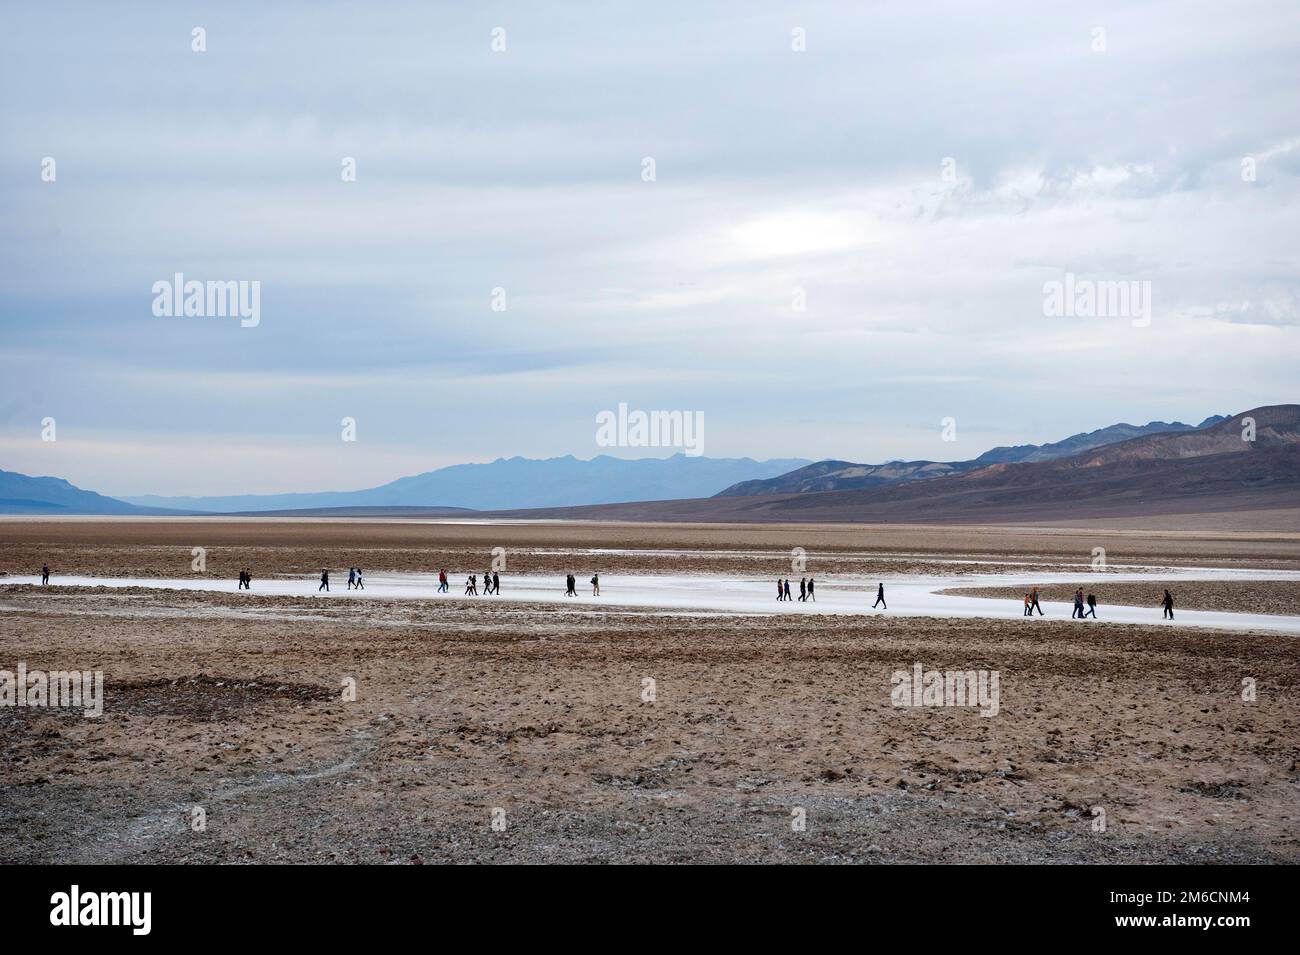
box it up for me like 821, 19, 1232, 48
0, 471, 177, 516
15, 454, 797, 516
4, 409, 1289, 519
717, 416, 1227, 497
482, 406, 1299, 524
118, 454, 812, 513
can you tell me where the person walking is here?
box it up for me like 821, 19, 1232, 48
347, 568, 356, 590
244, 568, 252, 590
1072, 588, 1085, 619
807, 577, 816, 602
484, 569, 494, 594
465, 574, 478, 595
492, 571, 500, 595
1023, 592, 1032, 616
873, 583, 886, 610
1029, 586, 1044, 616
566, 573, 578, 596
1162, 589, 1175, 620
319, 570, 330, 592
784, 578, 792, 601
798, 577, 807, 602
777, 578, 784, 601
590, 573, 600, 596
438, 569, 448, 593
355, 568, 364, 590
1086, 592, 1097, 618
41, 564, 50, 586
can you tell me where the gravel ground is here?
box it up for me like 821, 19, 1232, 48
2, 583, 1297, 864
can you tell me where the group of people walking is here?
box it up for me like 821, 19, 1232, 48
26, 560, 1185, 625
564, 573, 599, 596
1071, 588, 1097, 618
463, 572, 502, 595
775, 579, 887, 608
1024, 585, 1099, 618
292, 570, 1180, 623
1020, 586, 1175, 620
776, 577, 817, 601
298, 567, 601, 598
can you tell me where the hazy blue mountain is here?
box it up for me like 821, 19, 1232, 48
121, 454, 814, 513
716, 416, 1229, 497
0, 469, 165, 515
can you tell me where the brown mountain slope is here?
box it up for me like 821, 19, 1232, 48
484, 405, 1300, 524
1056, 405, 1297, 466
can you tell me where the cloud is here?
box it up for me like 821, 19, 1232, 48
1, 0, 1298, 493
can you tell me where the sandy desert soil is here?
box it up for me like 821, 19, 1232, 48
939, 581, 1300, 617
2, 520, 1298, 864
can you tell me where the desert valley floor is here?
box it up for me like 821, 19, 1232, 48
2, 517, 1298, 863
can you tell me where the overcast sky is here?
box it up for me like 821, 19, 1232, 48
2, 1, 1298, 496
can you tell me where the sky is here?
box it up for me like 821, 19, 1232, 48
1, 1, 1298, 497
